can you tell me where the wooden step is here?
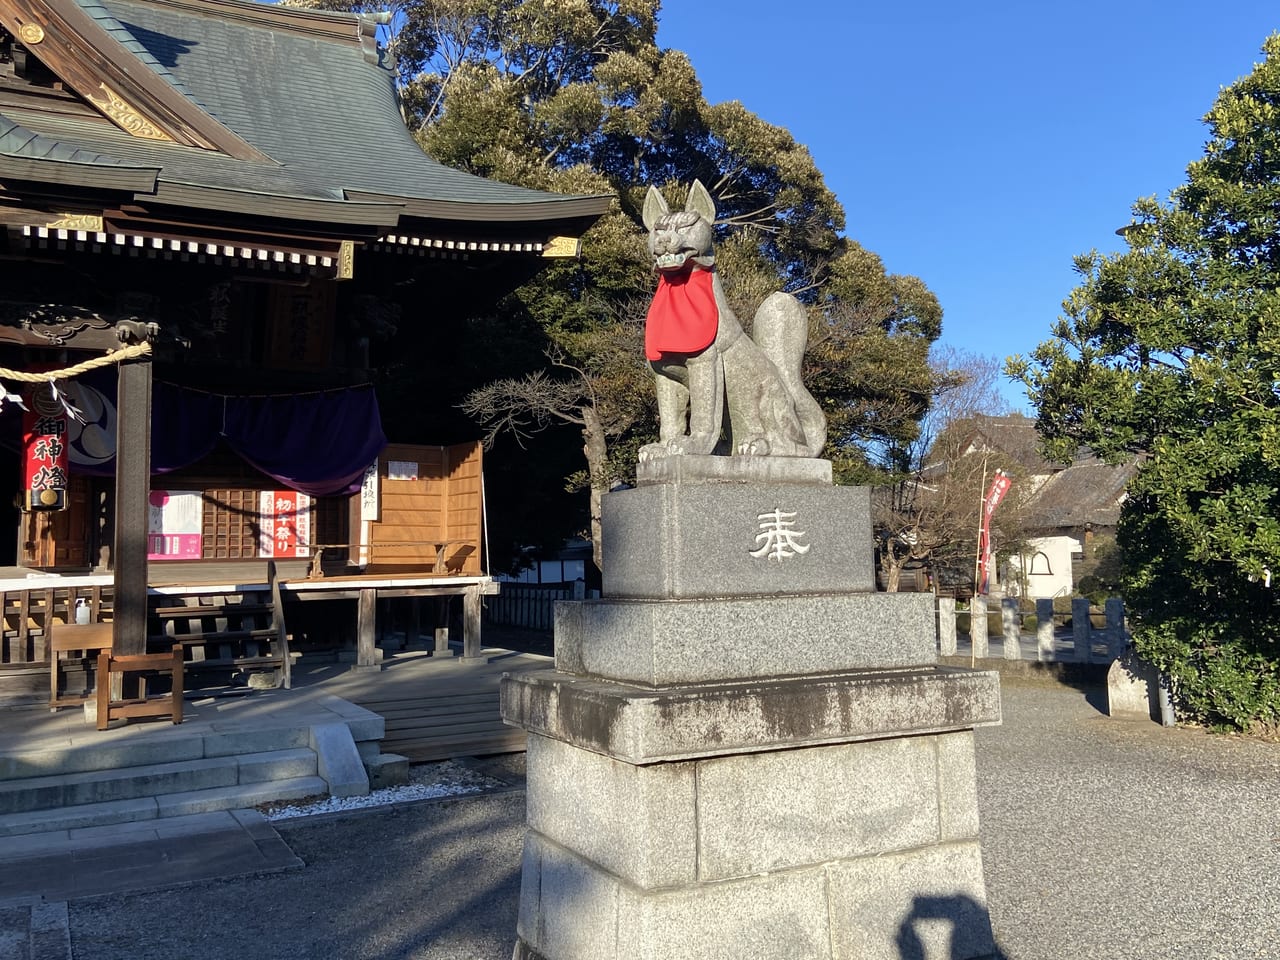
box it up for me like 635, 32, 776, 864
183, 655, 283, 671
149, 629, 279, 645
388, 729, 527, 763
152, 603, 273, 617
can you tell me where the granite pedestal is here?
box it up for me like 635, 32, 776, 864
502, 455, 1002, 960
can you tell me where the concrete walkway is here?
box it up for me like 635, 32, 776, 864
3, 677, 1278, 959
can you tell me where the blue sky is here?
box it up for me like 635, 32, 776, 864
656, 3, 1280, 410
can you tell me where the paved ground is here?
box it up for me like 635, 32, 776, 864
6, 677, 1279, 959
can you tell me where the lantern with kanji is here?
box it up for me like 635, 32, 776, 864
22, 387, 70, 511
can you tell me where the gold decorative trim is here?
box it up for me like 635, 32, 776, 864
542, 235, 582, 259
88, 83, 174, 142
337, 241, 355, 280
17, 23, 44, 45
46, 214, 104, 231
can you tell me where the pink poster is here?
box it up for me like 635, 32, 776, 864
148, 490, 203, 560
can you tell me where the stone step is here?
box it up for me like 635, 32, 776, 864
0, 748, 318, 816
0, 776, 328, 840
0, 724, 317, 783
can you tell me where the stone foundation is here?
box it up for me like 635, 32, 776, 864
502, 460, 1003, 960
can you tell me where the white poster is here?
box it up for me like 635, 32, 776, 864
147, 490, 203, 560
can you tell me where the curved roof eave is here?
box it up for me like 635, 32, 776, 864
153, 179, 405, 228
344, 191, 614, 225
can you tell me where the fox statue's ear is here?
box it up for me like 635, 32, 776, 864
642, 186, 669, 231
685, 179, 716, 224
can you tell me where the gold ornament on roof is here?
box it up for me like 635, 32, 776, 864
88, 83, 174, 142
17, 23, 44, 45
46, 214, 105, 232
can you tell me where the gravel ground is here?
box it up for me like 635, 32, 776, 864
68, 680, 1280, 960
258, 759, 510, 822
977, 678, 1280, 959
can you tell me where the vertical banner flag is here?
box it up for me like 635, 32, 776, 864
977, 470, 1012, 595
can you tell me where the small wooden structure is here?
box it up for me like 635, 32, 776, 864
0, 0, 608, 704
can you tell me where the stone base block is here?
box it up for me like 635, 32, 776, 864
514, 829, 998, 960
503, 666, 1001, 764
601, 481, 873, 599
521, 728, 985, 888
509, 664, 1003, 960
365, 752, 410, 789
1107, 646, 1160, 721
554, 592, 937, 686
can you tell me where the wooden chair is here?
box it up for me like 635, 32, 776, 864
96, 644, 184, 730
49, 622, 115, 711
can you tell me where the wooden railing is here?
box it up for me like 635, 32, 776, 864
485, 581, 597, 632
1, 580, 114, 667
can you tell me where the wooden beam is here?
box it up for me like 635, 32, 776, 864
111, 355, 150, 657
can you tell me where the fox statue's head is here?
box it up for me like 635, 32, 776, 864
642, 180, 716, 274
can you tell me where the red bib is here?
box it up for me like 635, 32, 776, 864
644, 267, 719, 361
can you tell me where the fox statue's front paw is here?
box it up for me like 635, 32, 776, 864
638, 442, 671, 462
737, 437, 772, 456
666, 433, 717, 456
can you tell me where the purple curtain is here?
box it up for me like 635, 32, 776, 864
222, 389, 387, 497
152, 382, 221, 473
70, 375, 387, 498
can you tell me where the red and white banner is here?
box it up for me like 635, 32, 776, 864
977, 470, 1012, 595
259, 491, 311, 559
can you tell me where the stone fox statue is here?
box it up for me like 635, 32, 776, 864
638, 180, 827, 461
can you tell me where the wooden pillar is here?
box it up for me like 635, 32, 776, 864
356, 587, 377, 668
112, 357, 151, 657
462, 584, 482, 659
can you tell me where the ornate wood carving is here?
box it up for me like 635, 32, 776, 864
46, 213, 104, 231
338, 240, 355, 280
541, 235, 582, 258
0, 301, 157, 349
0, 301, 114, 345
87, 82, 174, 142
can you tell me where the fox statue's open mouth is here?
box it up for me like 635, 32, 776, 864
655, 250, 697, 271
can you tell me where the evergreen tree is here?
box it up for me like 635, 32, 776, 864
1009, 35, 1280, 729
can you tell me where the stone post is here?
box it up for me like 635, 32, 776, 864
1035, 599, 1055, 662
937, 596, 957, 656
503, 456, 1002, 960
969, 595, 988, 659
1072, 597, 1092, 662
1001, 598, 1021, 660
1105, 597, 1126, 659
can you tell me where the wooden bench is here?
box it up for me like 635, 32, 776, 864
49, 621, 115, 710
96, 644, 184, 730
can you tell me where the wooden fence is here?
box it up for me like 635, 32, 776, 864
484, 581, 599, 632
937, 595, 1127, 663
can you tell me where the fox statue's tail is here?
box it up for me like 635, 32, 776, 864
752, 292, 826, 458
